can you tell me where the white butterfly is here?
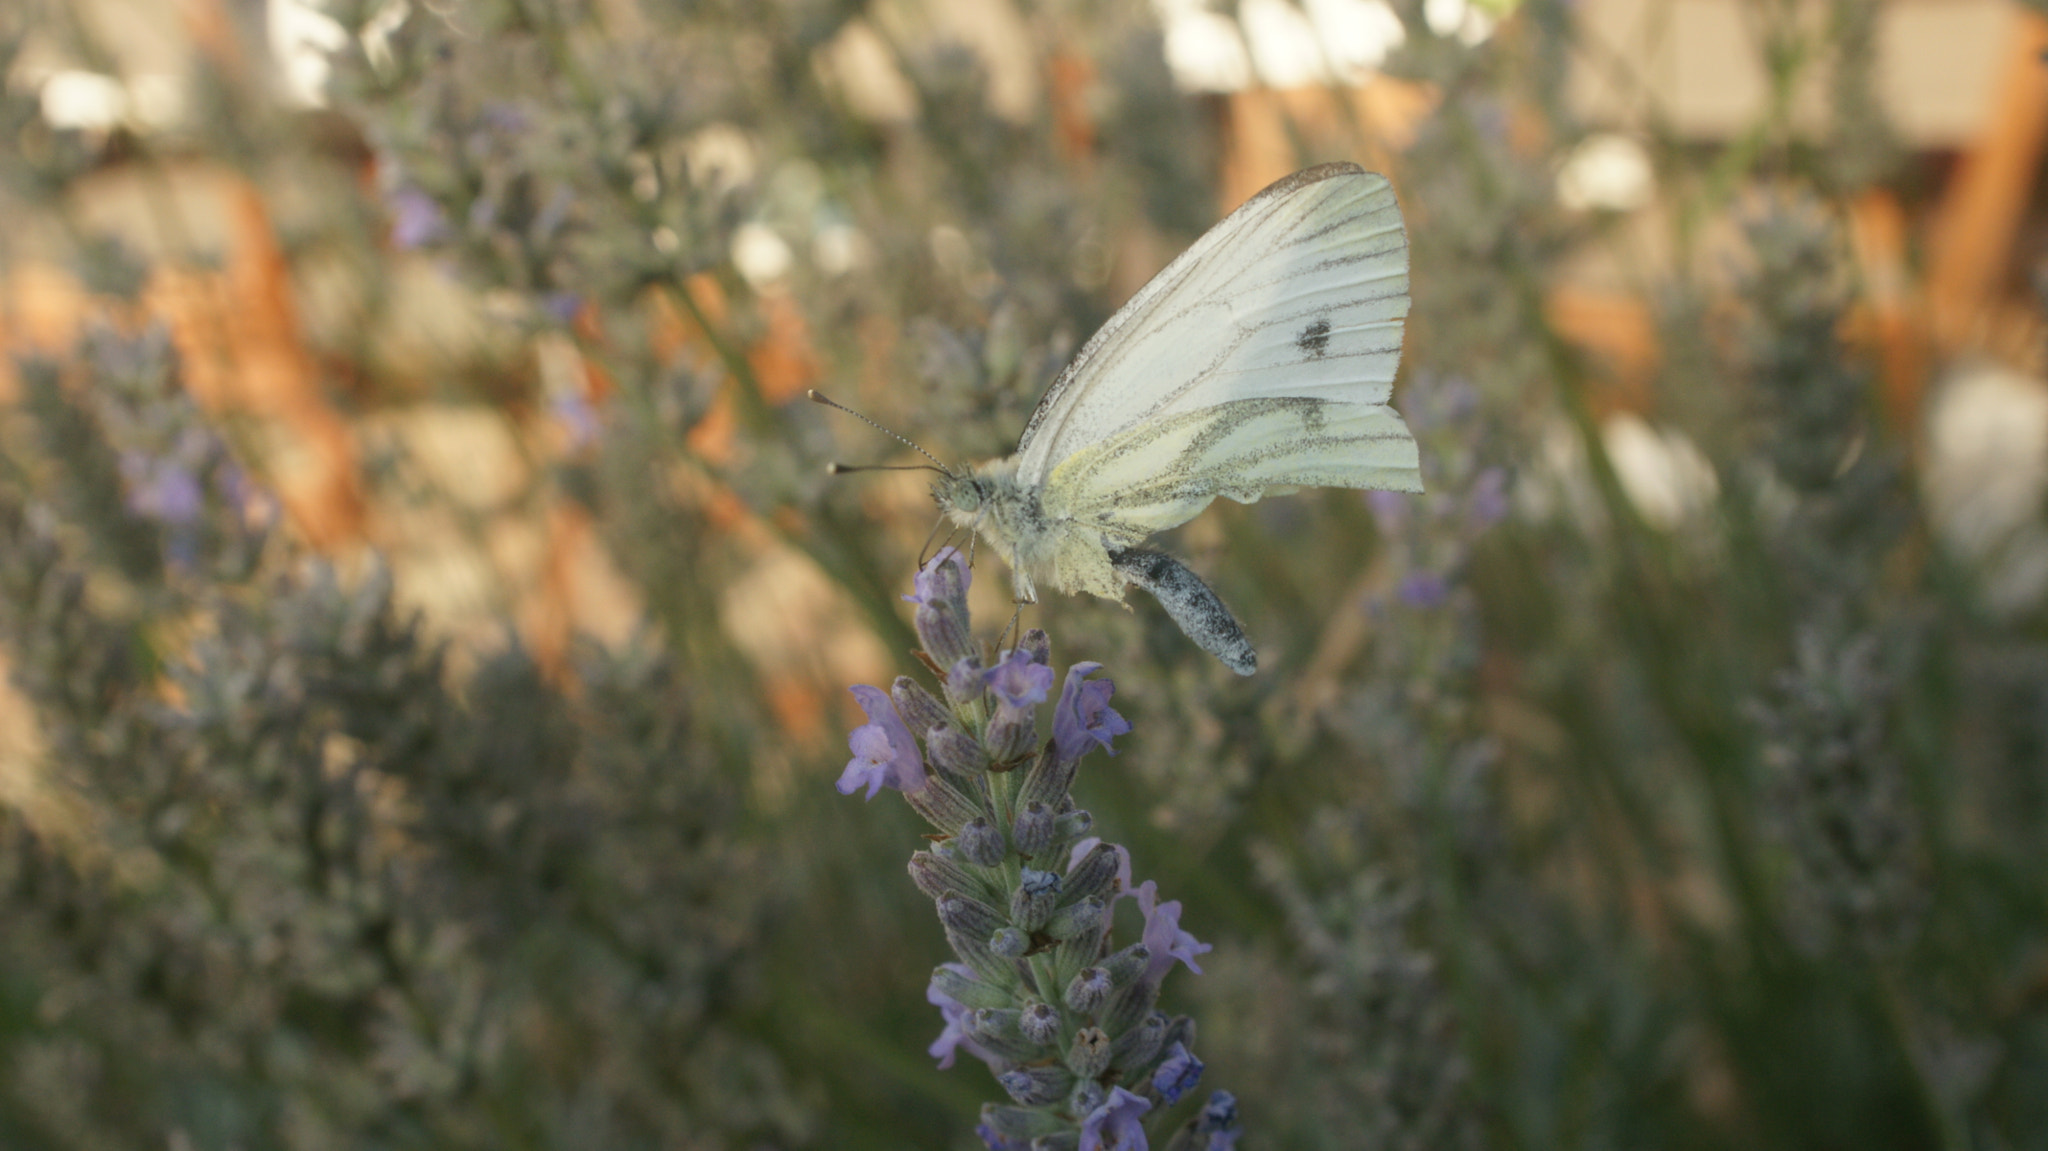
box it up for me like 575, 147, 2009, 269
827, 163, 1421, 674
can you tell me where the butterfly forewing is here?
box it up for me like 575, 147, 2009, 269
1014, 163, 1411, 484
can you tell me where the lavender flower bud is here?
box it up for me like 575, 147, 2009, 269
1064, 843, 1125, 904
1054, 810, 1093, 840
946, 655, 986, 707
1020, 627, 1051, 666
1009, 868, 1061, 932
932, 963, 1013, 1011
946, 925, 1010, 985
938, 894, 1006, 941
1109, 1011, 1167, 1073
1067, 1080, 1108, 1119
1067, 1026, 1112, 1079
1105, 978, 1162, 1036
905, 774, 982, 834
1018, 743, 1077, 810
990, 927, 1031, 958
916, 601, 977, 673
1064, 967, 1112, 1014
979, 1104, 1062, 1146
984, 707, 1038, 762
1012, 802, 1056, 858
1158, 1014, 1196, 1057
909, 850, 984, 902
1045, 895, 1105, 942
956, 817, 1007, 867
1103, 943, 1151, 987
999, 1063, 1076, 1106
968, 1008, 1043, 1060
891, 675, 953, 738
1019, 1000, 1062, 1046
927, 724, 990, 777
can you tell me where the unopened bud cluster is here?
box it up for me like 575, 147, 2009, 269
836, 549, 1241, 1151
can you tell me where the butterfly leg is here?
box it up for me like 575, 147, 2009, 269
1111, 548, 1256, 676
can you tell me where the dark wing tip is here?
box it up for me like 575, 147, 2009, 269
1245, 161, 1372, 208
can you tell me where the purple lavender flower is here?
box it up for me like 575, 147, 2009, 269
1468, 466, 1509, 527
387, 186, 449, 250
120, 451, 204, 525
928, 963, 1002, 1070
1151, 1041, 1204, 1104
1134, 880, 1212, 981
550, 391, 602, 450
1195, 1091, 1241, 1149
1053, 663, 1131, 761
543, 291, 585, 325
836, 685, 927, 799
1367, 487, 1410, 531
983, 647, 1053, 710
1398, 571, 1450, 609
1078, 1087, 1153, 1151
480, 101, 532, 135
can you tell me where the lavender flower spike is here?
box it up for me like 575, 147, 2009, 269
1054, 662, 1132, 761
1079, 1087, 1153, 1151
837, 685, 927, 799
840, 555, 1237, 1146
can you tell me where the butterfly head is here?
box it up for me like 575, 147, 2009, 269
930, 471, 986, 517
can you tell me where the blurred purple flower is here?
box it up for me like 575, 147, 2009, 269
1134, 880, 1211, 982
121, 451, 204, 526
550, 392, 602, 450
982, 647, 1053, 711
1367, 488, 1409, 531
217, 463, 279, 532
928, 963, 1002, 1070
1196, 1091, 1241, 1149
388, 187, 449, 250
1398, 572, 1449, 609
480, 102, 531, 135
836, 685, 926, 799
543, 292, 584, 325
1053, 662, 1130, 761
1078, 1087, 1152, 1151
1468, 466, 1509, 527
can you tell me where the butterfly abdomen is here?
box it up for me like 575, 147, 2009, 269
1111, 547, 1256, 675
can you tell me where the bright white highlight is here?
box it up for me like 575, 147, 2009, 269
1557, 134, 1656, 212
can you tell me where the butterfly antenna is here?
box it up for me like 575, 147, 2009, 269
809, 390, 956, 476
827, 462, 951, 476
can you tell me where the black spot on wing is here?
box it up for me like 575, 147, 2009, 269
1296, 317, 1332, 358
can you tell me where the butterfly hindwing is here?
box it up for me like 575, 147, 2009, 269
1042, 396, 1421, 538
